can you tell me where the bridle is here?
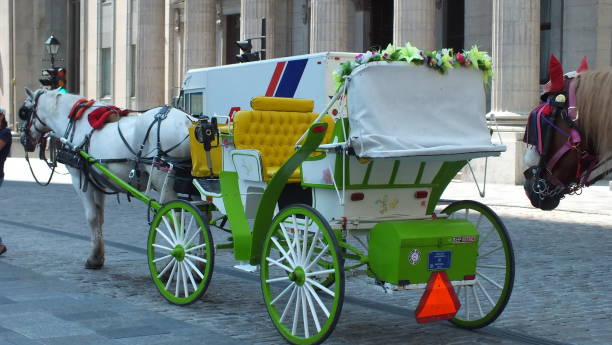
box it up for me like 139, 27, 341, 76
19, 90, 50, 151
524, 77, 599, 203
18, 90, 58, 186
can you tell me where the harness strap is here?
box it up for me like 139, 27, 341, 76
567, 78, 578, 120
117, 122, 139, 156
545, 127, 582, 173
535, 104, 548, 153
159, 134, 189, 157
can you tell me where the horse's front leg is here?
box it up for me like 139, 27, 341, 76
70, 171, 106, 269
150, 167, 177, 204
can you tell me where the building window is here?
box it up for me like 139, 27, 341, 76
99, 0, 114, 99
101, 48, 112, 97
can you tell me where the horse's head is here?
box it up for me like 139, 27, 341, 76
19, 88, 51, 152
522, 55, 596, 210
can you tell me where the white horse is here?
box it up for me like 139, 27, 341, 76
20, 88, 194, 269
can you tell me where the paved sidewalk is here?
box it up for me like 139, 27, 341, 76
0, 260, 245, 345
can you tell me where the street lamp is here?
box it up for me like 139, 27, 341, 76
40, 35, 66, 91
44, 35, 61, 68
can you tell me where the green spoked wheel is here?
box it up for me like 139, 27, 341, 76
261, 204, 345, 345
147, 200, 214, 305
442, 200, 515, 329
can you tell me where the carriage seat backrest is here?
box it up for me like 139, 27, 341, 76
233, 97, 334, 182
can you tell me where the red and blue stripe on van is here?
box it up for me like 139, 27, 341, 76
265, 59, 308, 98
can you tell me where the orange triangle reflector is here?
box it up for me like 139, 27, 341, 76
415, 271, 461, 323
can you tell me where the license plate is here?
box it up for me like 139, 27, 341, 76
428, 251, 451, 270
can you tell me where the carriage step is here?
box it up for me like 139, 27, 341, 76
234, 263, 258, 273
193, 178, 221, 196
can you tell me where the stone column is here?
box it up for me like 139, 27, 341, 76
184, 0, 216, 70
464, 0, 492, 52
310, 0, 350, 53
240, 0, 269, 54
563, 0, 612, 70
241, 0, 289, 59
266, 0, 289, 58
393, 0, 435, 51
0, 0, 13, 127
595, 0, 612, 68
491, 0, 540, 115
135, 0, 165, 109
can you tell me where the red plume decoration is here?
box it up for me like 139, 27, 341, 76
577, 56, 589, 73
548, 55, 564, 92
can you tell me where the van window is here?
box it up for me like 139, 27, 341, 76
187, 92, 204, 116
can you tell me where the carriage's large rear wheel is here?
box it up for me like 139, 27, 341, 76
147, 200, 214, 305
261, 204, 345, 345
442, 200, 514, 329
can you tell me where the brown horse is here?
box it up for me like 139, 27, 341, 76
523, 56, 612, 210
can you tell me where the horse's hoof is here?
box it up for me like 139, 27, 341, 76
85, 258, 104, 269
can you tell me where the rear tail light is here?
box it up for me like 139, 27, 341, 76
415, 191, 428, 199
350, 192, 364, 201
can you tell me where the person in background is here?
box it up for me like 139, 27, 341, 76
0, 106, 11, 255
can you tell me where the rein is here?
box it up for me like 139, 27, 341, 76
22, 91, 57, 187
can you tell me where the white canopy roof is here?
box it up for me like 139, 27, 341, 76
346, 62, 505, 158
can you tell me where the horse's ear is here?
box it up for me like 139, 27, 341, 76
25, 87, 34, 99
548, 54, 564, 92
577, 56, 589, 73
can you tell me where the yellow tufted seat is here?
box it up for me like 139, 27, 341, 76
233, 97, 334, 182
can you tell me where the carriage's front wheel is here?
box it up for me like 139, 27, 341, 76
147, 200, 214, 305
442, 200, 515, 329
261, 204, 344, 345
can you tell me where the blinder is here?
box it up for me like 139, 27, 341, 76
18, 103, 33, 121
522, 93, 567, 210
19, 91, 47, 152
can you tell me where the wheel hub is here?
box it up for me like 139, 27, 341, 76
289, 266, 306, 286
171, 245, 185, 261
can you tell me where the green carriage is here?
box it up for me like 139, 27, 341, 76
145, 61, 514, 344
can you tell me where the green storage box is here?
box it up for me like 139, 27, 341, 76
368, 219, 479, 285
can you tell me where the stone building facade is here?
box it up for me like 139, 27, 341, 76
0, 0, 610, 183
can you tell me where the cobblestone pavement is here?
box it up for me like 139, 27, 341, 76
1, 159, 611, 345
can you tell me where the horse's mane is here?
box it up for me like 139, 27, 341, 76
576, 69, 612, 157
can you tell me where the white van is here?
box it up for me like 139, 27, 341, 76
176, 52, 357, 121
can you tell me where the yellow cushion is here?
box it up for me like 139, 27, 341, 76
233, 97, 335, 182
266, 167, 301, 181
250, 97, 314, 113
189, 124, 223, 177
